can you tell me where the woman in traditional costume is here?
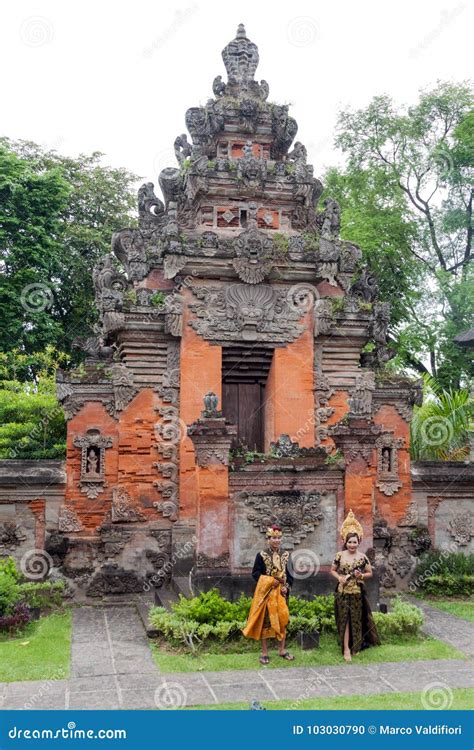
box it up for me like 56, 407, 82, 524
331, 510, 380, 662
242, 525, 295, 664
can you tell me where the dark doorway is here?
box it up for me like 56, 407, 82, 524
221, 345, 273, 452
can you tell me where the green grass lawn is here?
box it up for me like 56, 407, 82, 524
0, 610, 72, 682
421, 597, 474, 621
186, 688, 474, 711
150, 632, 465, 673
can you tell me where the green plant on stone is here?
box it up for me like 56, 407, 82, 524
150, 291, 165, 307
330, 297, 345, 315
362, 341, 376, 353
324, 449, 344, 465
272, 232, 289, 259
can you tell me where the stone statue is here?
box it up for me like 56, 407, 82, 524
174, 134, 192, 165
320, 199, 341, 238
86, 448, 100, 475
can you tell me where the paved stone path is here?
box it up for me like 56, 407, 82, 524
0, 601, 472, 709
405, 596, 474, 657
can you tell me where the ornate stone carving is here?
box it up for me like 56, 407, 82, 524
271, 105, 298, 159
58, 506, 83, 533
153, 345, 181, 523
351, 267, 379, 302
92, 253, 128, 315
164, 254, 187, 279
348, 371, 375, 416
0, 521, 27, 549
174, 133, 193, 165
319, 199, 341, 239
107, 363, 138, 416
398, 500, 419, 527
189, 283, 305, 345
448, 513, 473, 546
160, 292, 182, 338
73, 429, 113, 499
375, 434, 405, 496
111, 486, 146, 523
345, 444, 373, 465
196, 551, 230, 569
243, 491, 325, 548
138, 182, 165, 226
232, 229, 274, 284
269, 434, 300, 457
313, 299, 333, 337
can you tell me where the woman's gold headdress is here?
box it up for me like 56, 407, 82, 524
340, 509, 363, 541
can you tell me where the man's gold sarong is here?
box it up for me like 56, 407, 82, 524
242, 574, 289, 641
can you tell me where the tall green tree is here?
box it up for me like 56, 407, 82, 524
0, 138, 138, 363
328, 82, 473, 388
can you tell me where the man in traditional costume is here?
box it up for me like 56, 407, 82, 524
331, 509, 380, 661
242, 525, 295, 664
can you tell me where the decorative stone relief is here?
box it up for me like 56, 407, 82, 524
313, 300, 333, 337
348, 371, 375, 416
73, 429, 113, 499
58, 506, 83, 533
0, 521, 27, 550
448, 513, 473, 546
232, 229, 274, 284
189, 283, 305, 345
106, 363, 138, 417
111, 486, 146, 523
243, 491, 325, 548
196, 551, 230, 569
153, 343, 181, 523
375, 434, 405, 496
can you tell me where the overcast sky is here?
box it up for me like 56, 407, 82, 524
1, 0, 472, 189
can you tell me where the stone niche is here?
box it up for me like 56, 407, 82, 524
232, 489, 337, 568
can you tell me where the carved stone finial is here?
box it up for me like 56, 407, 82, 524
222, 24, 259, 84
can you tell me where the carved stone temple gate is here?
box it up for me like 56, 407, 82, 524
43, 24, 455, 600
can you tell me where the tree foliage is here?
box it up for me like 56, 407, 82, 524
410, 375, 473, 461
327, 81, 473, 387
0, 138, 138, 360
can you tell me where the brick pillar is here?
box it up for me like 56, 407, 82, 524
330, 417, 382, 552
188, 401, 236, 570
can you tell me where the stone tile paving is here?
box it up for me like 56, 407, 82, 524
405, 596, 474, 657
0, 601, 471, 709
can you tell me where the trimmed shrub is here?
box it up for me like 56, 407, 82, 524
415, 551, 474, 578
0, 574, 21, 616
19, 580, 65, 610
422, 574, 474, 597
149, 590, 424, 650
373, 597, 423, 637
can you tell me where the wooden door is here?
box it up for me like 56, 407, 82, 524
222, 382, 263, 451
